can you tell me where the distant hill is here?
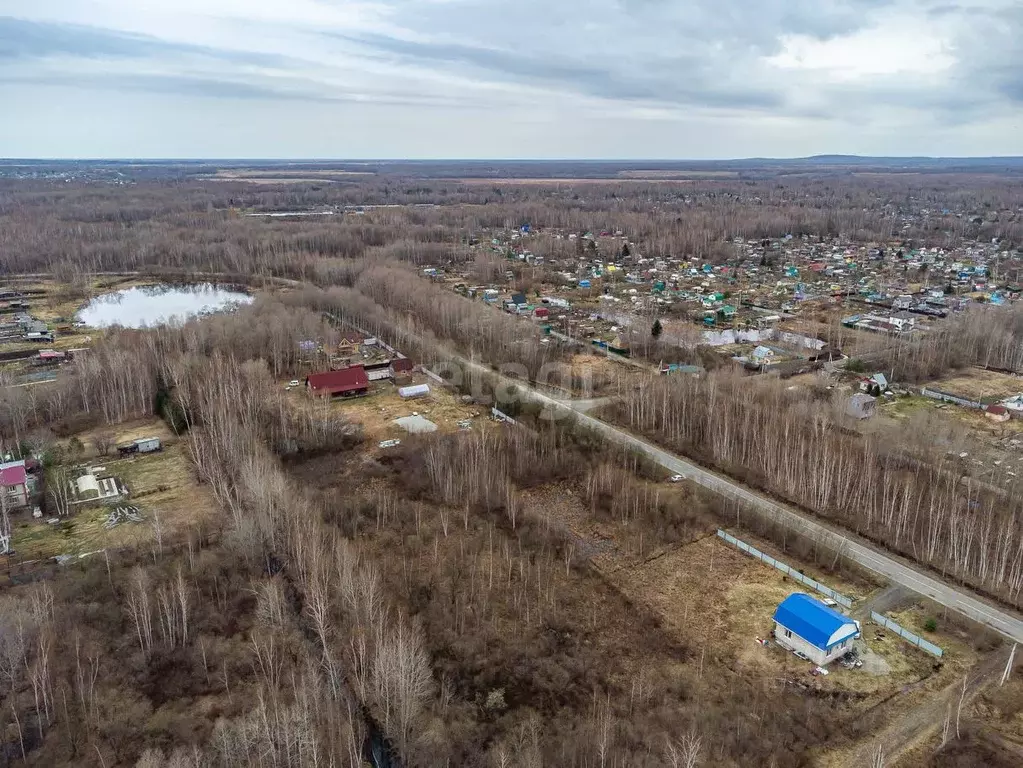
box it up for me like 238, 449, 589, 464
744, 155, 1023, 168
4, 155, 1023, 181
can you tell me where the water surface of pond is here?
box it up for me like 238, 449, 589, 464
77, 284, 253, 329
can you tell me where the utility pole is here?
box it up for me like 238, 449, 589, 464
1001, 643, 1017, 686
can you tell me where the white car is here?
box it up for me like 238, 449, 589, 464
288, 380, 300, 387
378, 439, 401, 449
669, 474, 684, 482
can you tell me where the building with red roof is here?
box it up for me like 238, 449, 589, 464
389, 356, 414, 385
389, 357, 414, 374
305, 366, 370, 398
0, 460, 29, 508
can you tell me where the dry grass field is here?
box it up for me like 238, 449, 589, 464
73, 416, 178, 456
450, 177, 700, 185
513, 486, 988, 763
9, 420, 214, 562
210, 169, 374, 180
287, 374, 488, 443
617, 169, 739, 179
929, 368, 1023, 401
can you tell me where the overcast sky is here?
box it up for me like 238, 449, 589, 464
2, 0, 1022, 158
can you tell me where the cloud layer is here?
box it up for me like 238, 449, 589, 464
1, 1, 1021, 158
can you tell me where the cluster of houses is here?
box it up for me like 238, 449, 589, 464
841, 311, 918, 336
0, 289, 56, 343
305, 331, 416, 398
0, 311, 53, 344
432, 221, 1021, 367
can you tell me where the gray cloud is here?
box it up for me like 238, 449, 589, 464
3, 69, 475, 109
2, 71, 326, 102
0, 16, 286, 67
1, 1, 1022, 157
337, 32, 784, 110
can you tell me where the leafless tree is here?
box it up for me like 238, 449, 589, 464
45, 464, 74, 518
372, 615, 433, 753
665, 728, 703, 768
127, 567, 154, 653
93, 430, 115, 457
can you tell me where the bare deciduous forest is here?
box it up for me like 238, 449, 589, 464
605, 368, 1023, 607
1, 165, 1022, 767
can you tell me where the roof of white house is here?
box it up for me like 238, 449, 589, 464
773, 593, 860, 651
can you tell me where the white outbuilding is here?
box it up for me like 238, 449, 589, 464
773, 593, 861, 666
134, 437, 162, 453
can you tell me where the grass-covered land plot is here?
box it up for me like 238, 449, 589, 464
8, 434, 214, 562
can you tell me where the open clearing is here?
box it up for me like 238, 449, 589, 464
618, 169, 739, 179
211, 177, 344, 184
449, 177, 700, 185
9, 422, 214, 562
513, 475, 988, 764
288, 374, 488, 442
70, 416, 177, 457
600, 531, 980, 738
552, 353, 648, 396
929, 367, 1023, 401
869, 394, 1023, 490
210, 169, 374, 180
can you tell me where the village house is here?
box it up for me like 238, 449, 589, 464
985, 405, 1011, 423
860, 373, 889, 394
337, 331, 365, 358
504, 292, 529, 314
389, 357, 415, 385
0, 460, 30, 508
773, 593, 861, 666
306, 366, 370, 398
846, 393, 877, 420
34, 349, 67, 366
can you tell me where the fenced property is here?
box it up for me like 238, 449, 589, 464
920, 387, 985, 410
422, 367, 445, 385
716, 529, 854, 609
871, 611, 944, 658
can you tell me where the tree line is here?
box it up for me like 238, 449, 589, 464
605, 369, 1023, 608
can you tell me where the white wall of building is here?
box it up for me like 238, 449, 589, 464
773, 622, 856, 666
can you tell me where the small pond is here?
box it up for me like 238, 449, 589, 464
76, 284, 254, 329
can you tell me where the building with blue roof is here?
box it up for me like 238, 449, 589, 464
772, 593, 860, 665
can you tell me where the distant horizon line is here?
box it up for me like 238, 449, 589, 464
3, 155, 1023, 164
